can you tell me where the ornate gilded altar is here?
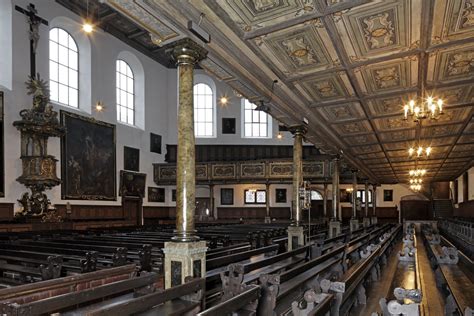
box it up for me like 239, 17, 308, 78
13, 76, 65, 219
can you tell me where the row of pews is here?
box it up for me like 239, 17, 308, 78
422, 222, 474, 316
0, 220, 403, 315
0, 223, 289, 287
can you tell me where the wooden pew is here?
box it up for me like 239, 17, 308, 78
0, 264, 138, 314
422, 226, 474, 315
80, 277, 205, 316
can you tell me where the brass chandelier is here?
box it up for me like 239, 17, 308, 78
403, 96, 443, 122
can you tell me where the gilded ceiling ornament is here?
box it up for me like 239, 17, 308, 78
362, 12, 395, 49
330, 105, 351, 118
314, 80, 338, 98
461, 0, 474, 28
385, 117, 408, 129
304, 18, 324, 28
251, 0, 280, 12
149, 33, 162, 46
447, 50, 474, 76
373, 66, 400, 89
282, 36, 318, 66
341, 122, 363, 133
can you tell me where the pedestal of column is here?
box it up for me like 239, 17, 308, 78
350, 219, 359, 232
287, 226, 305, 251
163, 241, 207, 289
264, 216, 271, 223
329, 220, 341, 238
363, 217, 371, 227
371, 216, 378, 225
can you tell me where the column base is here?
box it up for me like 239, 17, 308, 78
363, 217, 371, 227
329, 221, 341, 238
163, 241, 207, 289
264, 216, 271, 223
350, 219, 360, 232
287, 226, 305, 251
371, 216, 378, 225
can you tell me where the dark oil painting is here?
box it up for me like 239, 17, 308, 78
275, 188, 287, 203
340, 189, 352, 203
220, 188, 233, 205
0, 92, 4, 197
222, 118, 236, 134
0, 91, 5, 197
148, 187, 165, 202
124, 146, 139, 171
120, 171, 146, 197
150, 133, 162, 154
61, 111, 116, 200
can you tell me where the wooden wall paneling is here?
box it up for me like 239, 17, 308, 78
401, 201, 430, 220
0, 203, 14, 221
454, 200, 474, 218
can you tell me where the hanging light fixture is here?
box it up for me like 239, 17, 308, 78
409, 169, 427, 177
408, 145, 432, 158
410, 184, 422, 192
82, 0, 95, 34
409, 178, 423, 185
403, 73, 444, 122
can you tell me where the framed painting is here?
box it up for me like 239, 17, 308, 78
120, 171, 146, 197
275, 188, 287, 203
150, 133, 162, 154
222, 118, 235, 134
124, 146, 139, 171
0, 91, 3, 197
383, 189, 393, 202
61, 111, 116, 200
148, 187, 165, 202
340, 189, 352, 203
220, 188, 233, 205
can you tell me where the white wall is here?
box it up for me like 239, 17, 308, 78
452, 166, 474, 204
3, 0, 169, 210
1, 0, 293, 213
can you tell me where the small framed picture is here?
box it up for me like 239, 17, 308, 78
150, 133, 162, 154
124, 146, 140, 172
383, 189, 393, 202
172, 189, 177, 202
275, 188, 287, 203
222, 118, 236, 134
148, 187, 165, 202
220, 188, 234, 205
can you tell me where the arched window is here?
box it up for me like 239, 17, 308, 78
193, 83, 214, 137
116, 59, 135, 125
243, 99, 270, 138
49, 28, 78, 107
311, 190, 323, 200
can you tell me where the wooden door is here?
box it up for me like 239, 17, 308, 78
123, 197, 143, 225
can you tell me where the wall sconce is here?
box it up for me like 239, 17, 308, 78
95, 101, 105, 112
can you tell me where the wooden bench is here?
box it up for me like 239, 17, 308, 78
79, 277, 205, 316
0, 264, 138, 312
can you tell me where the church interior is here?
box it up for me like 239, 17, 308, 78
0, 0, 473, 315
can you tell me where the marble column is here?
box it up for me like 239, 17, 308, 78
265, 182, 271, 223
163, 39, 207, 289
329, 157, 341, 237
209, 184, 214, 219
288, 126, 306, 250
323, 182, 328, 219
350, 170, 359, 232
363, 181, 370, 227
372, 185, 378, 224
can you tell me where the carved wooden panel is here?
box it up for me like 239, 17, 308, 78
240, 162, 266, 178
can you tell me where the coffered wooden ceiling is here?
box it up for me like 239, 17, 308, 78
63, 0, 474, 184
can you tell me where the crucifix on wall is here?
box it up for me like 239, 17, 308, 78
15, 3, 49, 78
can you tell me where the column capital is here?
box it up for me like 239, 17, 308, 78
169, 38, 208, 66
289, 125, 307, 136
